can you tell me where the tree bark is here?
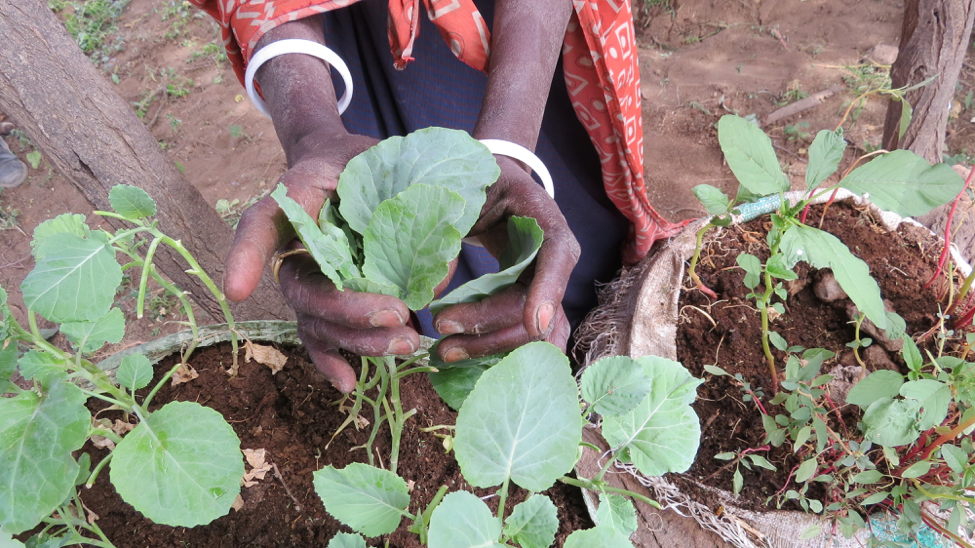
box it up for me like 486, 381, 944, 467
881, 0, 975, 164
0, 0, 293, 323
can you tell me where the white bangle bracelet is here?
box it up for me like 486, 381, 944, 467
479, 139, 555, 199
244, 38, 354, 118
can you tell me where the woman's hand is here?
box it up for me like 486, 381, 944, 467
432, 156, 578, 361
225, 131, 424, 393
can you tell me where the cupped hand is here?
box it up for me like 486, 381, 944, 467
224, 132, 420, 392
432, 156, 579, 361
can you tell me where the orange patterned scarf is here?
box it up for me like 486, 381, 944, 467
188, 0, 685, 263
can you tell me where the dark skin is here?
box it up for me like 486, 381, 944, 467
224, 0, 580, 392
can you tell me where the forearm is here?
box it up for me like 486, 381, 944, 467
252, 16, 348, 166
472, 0, 573, 151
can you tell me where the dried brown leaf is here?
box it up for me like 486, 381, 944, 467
244, 340, 287, 374
171, 363, 199, 386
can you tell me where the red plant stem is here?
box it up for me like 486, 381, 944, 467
823, 390, 849, 434
818, 188, 840, 228
775, 463, 801, 497
895, 413, 975, 476
799, 187, 817, 224
747, 388, 768, 415
901, 413, 960, 464
924, 167, 975, 290
921, 509, 975, 548
954, 304, 975, 331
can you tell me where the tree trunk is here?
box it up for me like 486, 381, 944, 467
0, 0, 293, 323
881, 0, 975, 164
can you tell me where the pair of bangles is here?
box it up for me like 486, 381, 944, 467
244, 38, 554, 199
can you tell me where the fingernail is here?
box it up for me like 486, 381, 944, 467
437, 320, 464, 335
331, 379, 352, 394
536, 301, 555, 334
444, 347, 469, 363
386, 337, 416, 355
370, 308, 405, 327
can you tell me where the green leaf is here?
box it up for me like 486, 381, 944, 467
779, 225, 886, 330
703, 365, 730, 377
429, 365, 489, 411
714, 452, 736, 460
839, 150, 964, 217
109, 185, 157, 219
748, 455, 776, 471
563, 526, 634, 548
338, 127, 499, 238
805, 130, 846, 189
861, 491, 889, 506
899, 380, 950, 431
602, 356, 703, 476
31, 214, 91, 259
25, 151, 41, 170
900, 460, 932, 479
428, 491, 504, 548
901, 336, 923, 371
580, 356, 653, 417
846, 370, 904, 408
362, 185, 464, 310
504, 495, 559, 548
21, 233, 122, 323
851, 470, 883, 484
110, 401, 243, 527
0, 343, 17, 395
766, 254, 798, 280
0, 381, 91, 534
454, 342, 582, 491
0, 529, 26, 548
692, 184, 731, 215
885, 311, 907, 341
861, 397, 921, 447
941, 444, 968, 474
736, 253, 761, 289
271, 184, 360, 290
732, 468, 743, 494
312, 463, 410, 537
795, 458, 818, 483
17, 350, 68, 385
717, 115, 789, 196
61, 307, 125, 354
327, 533, 367, 548
899, 99, 913, 140
117, 353, 153, 392
429, 216, 544, 314
596, 493, 637, 536
768, 331, 788, 351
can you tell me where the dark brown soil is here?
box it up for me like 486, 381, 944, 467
674, 202, 947, 511
78, 344, 592, 547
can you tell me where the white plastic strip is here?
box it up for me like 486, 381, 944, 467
244, 39, 353, 118
479, 139, 555, 199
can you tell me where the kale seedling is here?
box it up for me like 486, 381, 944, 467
313, 342, 704, 547
1, 185, 243, 547
272, 127, 547, 475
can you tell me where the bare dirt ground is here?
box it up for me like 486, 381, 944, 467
0, 0, 972, 349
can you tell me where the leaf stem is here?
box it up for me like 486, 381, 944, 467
558, 476, 661, 509
593, 451, 618, 483
156, 234, 238, 372
135, 237, 163, 319
86, 452, 114, 489
142, 361, 184, 410
759, 262, 778, 392
496, 478, 511, 520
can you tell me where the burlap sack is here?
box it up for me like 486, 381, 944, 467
574, 190, 968, 548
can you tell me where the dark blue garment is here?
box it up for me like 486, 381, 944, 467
321, 0, 629, 336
